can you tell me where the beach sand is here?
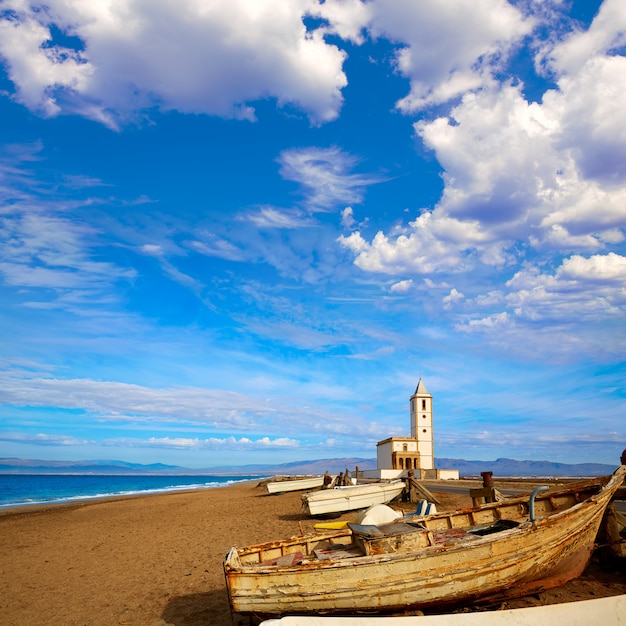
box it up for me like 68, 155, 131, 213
1, 480, 624, 626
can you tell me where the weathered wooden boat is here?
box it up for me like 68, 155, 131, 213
301, 480, 405, 516
259, 593, 626, 625
266, 476, 328, 494
224, 465, 626, 620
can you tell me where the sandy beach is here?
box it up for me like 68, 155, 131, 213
1, 480, 624, 626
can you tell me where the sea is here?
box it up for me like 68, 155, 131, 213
0, 473, 265, 509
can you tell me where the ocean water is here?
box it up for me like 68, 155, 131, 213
0, 474, 264, 509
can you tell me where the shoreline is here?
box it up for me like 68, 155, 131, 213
1, 479, 624, 626
0, 479, 260, 518
0, 475, 264, 513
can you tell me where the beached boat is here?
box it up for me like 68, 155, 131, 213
259, 593, 626, 625
224, 465, 626, 620
266, 476, 328, 494
301, 480, 405, 516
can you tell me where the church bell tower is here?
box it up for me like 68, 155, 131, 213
410, 378, 434, 470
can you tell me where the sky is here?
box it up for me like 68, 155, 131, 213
0, 0, 625, 470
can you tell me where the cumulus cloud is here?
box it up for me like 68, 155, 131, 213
340, 2, 626, 290
443, 288, 464, 308
503, 257, 626, 323
557, 252, 626, 283
545, 0, 626, 77
338, 210, 495, 274
389, 279, 413, 294
318, 0, 531, 111
445, 252, 626, 361
0, 0, 348, 128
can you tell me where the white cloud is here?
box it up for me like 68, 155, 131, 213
140, 244, 163, 256
545, 0, 626, 77
0, 369, 381, 439
557, 252, 626, 284
0, 0, 348, 128
446, 253, 626, 361
317, 0, 533, 112
341, 207, 355, 229
0, 432, 300, 450
277, 146, 384, 212
244, 207, 313, 229
495, 253, 626, 321
364, 0, 531, 112
443, 288, 464, 309
0, 204, 136, 293
140, 436, 299, 450
313, 0, 372, 44
186, 236, 246, 262
338, 211, 493, 274
389, 279, 413, 294
547, 55, 626, 185
342, 2, 626, 277
0, 432, 90, 446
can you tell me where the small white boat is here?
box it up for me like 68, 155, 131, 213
266, 476, 327, 494
301, 480, 405, 516
259, 593, 626, 625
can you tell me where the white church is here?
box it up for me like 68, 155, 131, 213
361, 379, 459, 481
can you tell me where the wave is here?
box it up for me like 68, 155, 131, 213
0, 474, 265, 509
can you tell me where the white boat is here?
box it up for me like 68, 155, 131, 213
301, 480, 405, 516
267, 476, 327, 494
259, 593, 626, 625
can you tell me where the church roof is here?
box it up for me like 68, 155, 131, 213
413, 377, 430, 395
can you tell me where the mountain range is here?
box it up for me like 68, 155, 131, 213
0, 456, 617, 477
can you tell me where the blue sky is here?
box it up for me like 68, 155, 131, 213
0, 0, 625, 469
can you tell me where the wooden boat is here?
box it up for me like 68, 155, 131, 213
259, 593, 626, 625
266, 476, 327, 494
224, 465, 626, 620
301, 480, 405, 516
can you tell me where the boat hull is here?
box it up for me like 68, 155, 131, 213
225, 466, 626, 618
267, 477, 326, 494
302, 481, 405, 515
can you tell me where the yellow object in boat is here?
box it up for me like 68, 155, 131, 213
313, 520, 350, 530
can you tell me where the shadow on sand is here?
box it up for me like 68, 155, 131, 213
161, 588, 242, 626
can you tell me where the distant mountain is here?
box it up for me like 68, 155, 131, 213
0, 457, 377, 476
0, 458, 187, 475
0, 456, 617, 477
435, 457, 616, 478
203, 458, 378, 476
